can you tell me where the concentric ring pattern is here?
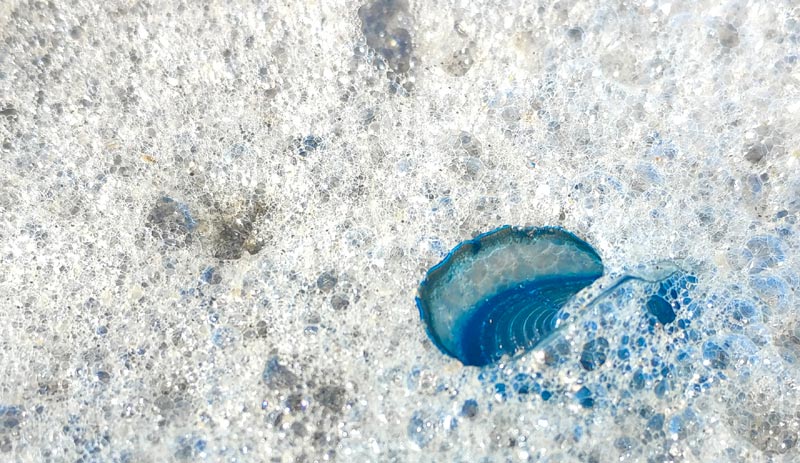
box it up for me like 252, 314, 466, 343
416, 226, 604, 366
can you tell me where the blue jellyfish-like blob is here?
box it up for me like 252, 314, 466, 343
416, 226, 604, 366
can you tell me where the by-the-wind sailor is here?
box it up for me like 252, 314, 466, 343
416, 226, 604, 366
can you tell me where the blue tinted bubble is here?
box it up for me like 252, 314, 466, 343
615, 436, 636, 451
580, 337, 609, 371
447, 416, 459, 431
654, 380, 669, 398
460, 399, 478, 418
744, 235, 785, 272
646, 132, 677, 159
262, 357, 298, 389
647, 413, 665, 431
175, 434, 206, 459
200, 267, 220, 284
407, 412, 434, 448
676, 349, 692, 363
749, 275, 790, 309
669, 415, 683, 435
0, 405, 22, 429
631, 369, 646, 390
727, 299, 759, 325
574, 386, 594, 408
720, 334, 758, 368
702, 341, 729, 369
476, 370, 498, 384
646, 295, 676, 325
494, 383, 508, 400
211, 327, 235, 348
295, 135, 323, 157
146, 197, 197, 248
511, 373, 536, 394
744, 323, 771, 346
173, 203, 197, 231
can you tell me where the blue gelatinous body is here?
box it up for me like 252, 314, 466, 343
416, 226, 604, 366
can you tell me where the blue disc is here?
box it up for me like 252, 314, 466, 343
416, 226, 604, 366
